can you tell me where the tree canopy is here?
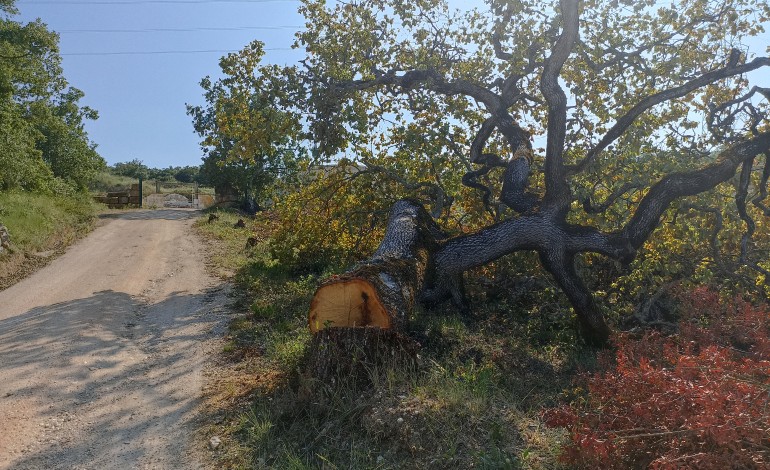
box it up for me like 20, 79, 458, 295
199, 0, 770, 344
187, 41, 306, 207
0, 3, 104, 192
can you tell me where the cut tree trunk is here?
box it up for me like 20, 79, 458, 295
306, 199, 443, 382
308, 199, 444, 333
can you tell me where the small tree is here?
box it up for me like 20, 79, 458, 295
187, 41, 306, 209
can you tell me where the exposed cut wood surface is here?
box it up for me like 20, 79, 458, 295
308, 279, 391, 333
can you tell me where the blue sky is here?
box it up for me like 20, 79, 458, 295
16, 0, 306, 168
13, 0, 770, 170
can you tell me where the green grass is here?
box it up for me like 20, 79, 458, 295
195, 210, 590, 469
0, 190, 98, 252
0, 190, 99, 289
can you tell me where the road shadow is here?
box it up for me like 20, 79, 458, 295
0, 286, 228, 469
99, 209, 202, 221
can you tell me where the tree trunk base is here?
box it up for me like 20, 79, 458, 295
305, 327, 419, 386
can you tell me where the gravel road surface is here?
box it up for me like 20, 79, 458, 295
0, 209, 228, 470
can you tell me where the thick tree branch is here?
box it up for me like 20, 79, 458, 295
735, 159, 770, 282
620, 132, 770, 249
736, 159, 754, 265
463, 113, 539, 213
500, 157, 539, 213
752, 154, 770, 216
540, 0, 579, 210
433, 214, 630, 279
571, 56, 770, 174
336, 68, 502, 111
469, 116, 500, 164
539, 251, 610, 346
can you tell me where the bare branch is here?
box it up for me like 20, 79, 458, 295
334, 68, 502, 111
491, 29, 513, 61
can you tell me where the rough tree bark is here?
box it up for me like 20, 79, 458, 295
306, 199, 444, 380
308, 199, 444, 333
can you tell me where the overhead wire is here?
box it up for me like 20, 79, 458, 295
57, 26, 300, 33
19, 0, 298, 4
61, 47, 294, 55
19, 0, 303, 57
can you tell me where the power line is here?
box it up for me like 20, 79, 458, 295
61, 47, 293, 55
20, 0, 298, 4
57, 26, 301, 33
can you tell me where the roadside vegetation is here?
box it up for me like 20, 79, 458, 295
196, 209, 577, 469
196, 185, 769, 469
0, 191, 99, 289
0, 2, 105, 288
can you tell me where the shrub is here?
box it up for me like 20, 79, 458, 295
544, 287, 770, 469
269, 163, 398, 273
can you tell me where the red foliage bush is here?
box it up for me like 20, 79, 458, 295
544, 287, 770, 469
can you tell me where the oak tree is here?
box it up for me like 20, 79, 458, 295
292, 0, 770, 346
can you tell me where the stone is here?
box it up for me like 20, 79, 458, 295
208, 436, 221, 450
0, 224, 10, 253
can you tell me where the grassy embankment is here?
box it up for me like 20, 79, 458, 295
196, 210, 596, 469
0, 191, 100, 290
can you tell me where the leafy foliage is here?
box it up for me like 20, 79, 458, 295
269, 161, 400, 273
544, 287, 770, 469
187, 41, 306, 204
0, 4, 103, 193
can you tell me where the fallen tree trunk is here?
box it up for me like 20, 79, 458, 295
308, 199, 444, 333
306, 199, 443, 382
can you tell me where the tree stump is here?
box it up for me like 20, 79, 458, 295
306, 199, 444, 382
305, 327, 419, 386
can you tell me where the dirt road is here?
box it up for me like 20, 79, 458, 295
0, 209, 228, 470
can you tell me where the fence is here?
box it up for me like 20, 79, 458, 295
94, 183, 142, 208
94, 180, 216, 209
